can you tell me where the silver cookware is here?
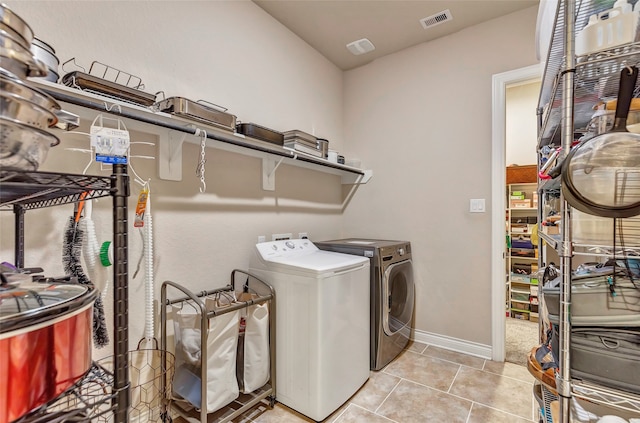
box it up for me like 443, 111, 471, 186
0, 28, 47, 79
562, 66, 640, 218
1, 90, 58, 129
0, 281, 96, 423
0, 68, 60, 114
0, 116, 59, 170
30, 38, 59, 82
0, 4, 33, 47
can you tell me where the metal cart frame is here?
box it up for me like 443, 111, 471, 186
160, 269, 276, 423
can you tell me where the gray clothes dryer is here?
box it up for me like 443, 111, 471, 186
315, 239, 415, 370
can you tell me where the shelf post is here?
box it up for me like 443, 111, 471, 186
13, 205, 25, 268
558, 0, 576, 421
112, 164, 130, 423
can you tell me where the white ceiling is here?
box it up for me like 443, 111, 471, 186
253, 0, 539, 70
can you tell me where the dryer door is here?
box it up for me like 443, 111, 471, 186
382, 259, 414, 336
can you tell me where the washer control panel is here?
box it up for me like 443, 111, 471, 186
379, 243, 412, 263
255, 239, 317, 260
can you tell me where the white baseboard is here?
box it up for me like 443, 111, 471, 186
411, 328, 492, 360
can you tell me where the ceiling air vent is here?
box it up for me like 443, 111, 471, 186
420, 9, 453, 30
346, 38, 375, 56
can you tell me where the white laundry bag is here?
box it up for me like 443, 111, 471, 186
172, 297, 240, 413
236, 299, 270, 393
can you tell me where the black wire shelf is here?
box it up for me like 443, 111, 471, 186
0, 169, 114, 210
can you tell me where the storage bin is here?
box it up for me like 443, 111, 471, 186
510, 226, 529, 234
552, 326, 640, 395
511, 273, 531, 283
511, 199, 532, 208
512, 292, 531, 302
572, 209, 640, 246
511, 248, 536, 257
512, 263, 532, 274
512, 311, 530, 320
511, 301, 530, 311
511, 238, 534, 249
543, 275, 640, 326
575, 0, 640, 56
172, 297, 241, 413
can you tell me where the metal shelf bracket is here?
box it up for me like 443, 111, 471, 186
158, 130, 186, 181
262, 157, 285, 191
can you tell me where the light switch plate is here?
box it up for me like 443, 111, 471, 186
470, 199, 486, 213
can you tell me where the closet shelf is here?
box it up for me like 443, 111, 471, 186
29, 80, 373, 189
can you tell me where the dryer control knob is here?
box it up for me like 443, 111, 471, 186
398, 248, 405, 256
271, 244, 278, 251
285, 241, 295, 249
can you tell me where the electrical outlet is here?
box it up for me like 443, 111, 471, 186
272, 233, 292, 241
298, 232, 309, 239
257, 235, 266, 243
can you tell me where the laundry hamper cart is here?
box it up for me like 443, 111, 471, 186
161, 270, 275, 423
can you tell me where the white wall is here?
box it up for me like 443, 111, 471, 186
342, 6, 539, 346
1, 0, 345, 357
506, 81, 540, 166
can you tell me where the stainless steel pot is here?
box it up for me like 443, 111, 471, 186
1, 91, 58, 129
0, 281, 96, 423
0, 69, 60, 115
0, 28, 47, 79
30, 38, 59, 82
0, 4, 33, 47
0, 116, 60, 170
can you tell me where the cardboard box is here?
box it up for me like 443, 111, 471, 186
543, 225, 560, 235
506, 165, 537, 184
510, 199, 532, 208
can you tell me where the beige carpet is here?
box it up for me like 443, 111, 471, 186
505, 317, 540, 366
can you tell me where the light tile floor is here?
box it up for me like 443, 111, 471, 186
175, 341, 538, 423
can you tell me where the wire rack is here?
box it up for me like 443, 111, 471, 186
95, 348, 175, 423
0, 169, 114, 210
15, 363, 117, 423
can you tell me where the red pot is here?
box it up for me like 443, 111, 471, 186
0, 281, 96, 423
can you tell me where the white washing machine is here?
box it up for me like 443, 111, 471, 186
249, 239, 370, 421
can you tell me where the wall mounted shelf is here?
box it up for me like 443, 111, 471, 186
30, 79, 373, 191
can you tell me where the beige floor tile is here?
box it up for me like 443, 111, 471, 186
172, 401, 255, 423
467, 402, 535, 423
376, 379, 472, 423
383, 350, 460, 392
449, 366, 534, 421
322, 401, 352, 423
334, 404, 396, 423
483, 360, 535, 384
404, 340, 427, 354
421, 346, 486, 369
349, 371, 401, 412
250, 403, 315, 422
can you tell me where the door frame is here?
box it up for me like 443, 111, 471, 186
491, 63, 542, 361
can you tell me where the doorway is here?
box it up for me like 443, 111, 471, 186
491, 63, 542, 362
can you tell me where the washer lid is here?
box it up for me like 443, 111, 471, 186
253, 239, 369, 274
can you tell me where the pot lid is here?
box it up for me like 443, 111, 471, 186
0, 280, 96, 334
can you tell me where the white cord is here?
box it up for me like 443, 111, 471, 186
143, 192, 155, 341
82, 200, 101, 278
